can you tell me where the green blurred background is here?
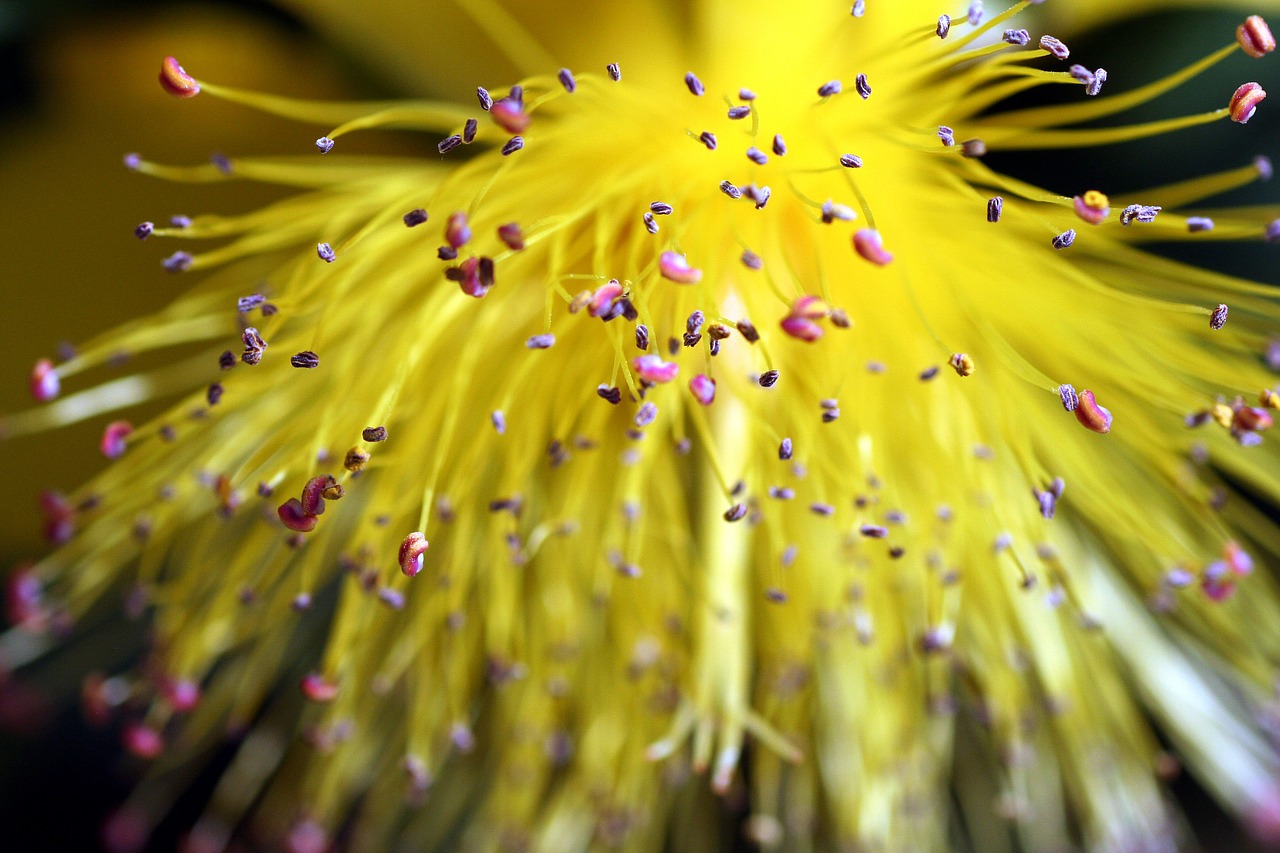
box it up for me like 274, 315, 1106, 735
1, 0, 1278, 850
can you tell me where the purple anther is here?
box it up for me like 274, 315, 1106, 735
855, 73, 871, 99
747, 146, 768, 165
557, 68, 576, 93
1187, 217, 1215, 233
685, 72, 704, 96
463, 118, 478, 143
634, 401, 658, 427
650, 201, 673, 215
291, 351, 320, 369
818, 80, 841, 97
728, 105, 751, 119
839, 153, 863, 168
477, 86, 493, 110
1052, 229, 1076, 250
403, 208, 428, 227
758, 369, 779, 387
162, 251, 193, 272
643, 211, 659, 233
315, 137, 335, 154
607, 63, 621, 81
1003, 29, 1030, 45
438, 134, 463, 154
317, 242, 336, 263
134, 221, 153, 239
779, 437, 793, 460
699, 130, 717, 150
526, 333, 556, 349
501, 136, 524, 156
719, 180, 742, 199
1039, 35, 1069, 59
772, 134, 787, 156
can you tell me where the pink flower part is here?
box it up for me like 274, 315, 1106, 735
659, 251, 703, 284
689, 374, 717, 405
588, 280, 624, 317
100, 421, 134, 458
399, 532, 429, 578
30, 358, 59, 401
633, 354, 679, 384
852, 228, 894, 265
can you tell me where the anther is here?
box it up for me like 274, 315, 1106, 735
206, 382, 223, 406
398, 532, 429, 578
134, 221, 153, 240
818, 80, 841, 97
853, 229, 893, 265
937, 15, 951, 38
490, 98, 529, 133
343, 448, 369, 472
633, 354, 679, 384
727, 105, 751, 120
769, 487, 795, 500
1267, 219, 1280, 242
300, 673, 339, 703
759, 369, 780, 387
1003, 29, 1030, 45
1086, 69, 1107, 96
685, 72, 705, 96
315, 137, 335, 154
839, 153, 863, 168
852, 0, 865, 15
30, 359, 59, 401
1230, 82, 1267, 123
1073, 191, 1110, 225
719, 180, 742, 199
650, 201, 673, 215
1069, 65, 1094, 85
1256, 155, 1273, 180
987, 196, 1004, 222
558, 68, 577, 93
446, 212, 471, 249
463, 118, 478, 143
596, 384, 622, 404
1237, 15, 1276, 58
1074, 389, 1113, 433
961, 139, 987, 158
1210, 303, 1229, 330
278, 498, 318, 532
317, 243, 336, 263
738, 88, 756, 101
237, 291, 265, 312
1187, 216, 1215, 232
476, 87, 493, 110
100, 420, 133, 458
643, 212, 659, 233
967, 1, 983, 25
1059, 384, 1079, 411
949, 353, 975, 377
291, 351, 320, 369
659, 251, 703, 284
689, 374, 716, 405
159, 56, 200, 98
938, 126, 955, 146
403, 208, 429, 227
746, 184, 771, 208
170, 214, 191, 228
163, 251, 193, 273
855, 73, 871, 99
821, 201, 857, 223
723, 503, 748, 522
1120, 204, 1162, 225
746, 146, 768, 165
699, 131, 717, 150
1052, 230, 1076, 250
501, 136, 524, 156
1039, 35, 1069, 59
920, 366, 940, 381
526, 333, 556, 349
497, 222, 525, 250
363, 426, 388, 442
607, 62, 622, 81
741, 249, 763, 270
438, 134, 463, 154
772, 134, 787, 156
859, 524, 889, 538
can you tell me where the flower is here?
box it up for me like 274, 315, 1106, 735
5, 3, 1280, 851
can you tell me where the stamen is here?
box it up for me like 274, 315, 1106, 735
1210, 304, 1229, 330
1039, 36, 1070, 60
316, 242, 336, 263
987, 196, 1004, 222
772, 134, 786, 156
719, 181, 742, 199
855, 73, 871, 99
315, 137, 335, 153
728, 106, 751, 120
1074, 389, 1113, 434
938, 126, 955, 146
1059, 384, 1079, 411
643, 212, 659, 233
501, 136, 524, 156
1237, 15, 1276, 58
557, 68, 577, 93
685, 72, 705, 96
967, 1, 983, 26
1187, 216, 1215, 232
1229, 82, 1266, 124
949, 353, 975, 377
403, 208, 428, 227
526, 334, 556, 349
937, 15, 951, 39
1003, 29, 1030, 46
659, 251, 702, 284
779, 438, 793, 460
1119, 204, 1161, 225
699, 131, 717, 150
759, 370, 779, 387
362, 426, 388, 442
1086, 70, 1107, 97
159, 56, 200, 98
607, 62, 621, 82
437, 134, 463, 154
476, 87, 493, 111
650, 202, 674, 215
290, 351, 320, 369
463, 118, 478, 143
851, 0, 865, 15
1052, 230, 1076, 250
852, 229, 893, 265
163, 251, 193, 273
839, 154, 863, 168
746, 147, 768, 165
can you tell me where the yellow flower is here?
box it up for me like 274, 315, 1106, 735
6, 3, 1280, 851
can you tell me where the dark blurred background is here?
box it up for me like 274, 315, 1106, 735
0, 1, 1278, 850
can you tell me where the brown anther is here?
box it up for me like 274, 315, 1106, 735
737, 319, 760, 343
1230, 82, 1267, 124
343, 447, 370, 472
290, 351, 320, 369
758, 369, 779, 387
1074, 389, 1113, 434
159, 56, 200, 98
1210, 303, 1229, 330
949, 353, 975, 377
363, 425, 388, 442
723, 503, 748, 522
1238, 16, 1276, 58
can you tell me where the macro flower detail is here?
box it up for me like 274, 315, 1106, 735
6, 3, 1280, 853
